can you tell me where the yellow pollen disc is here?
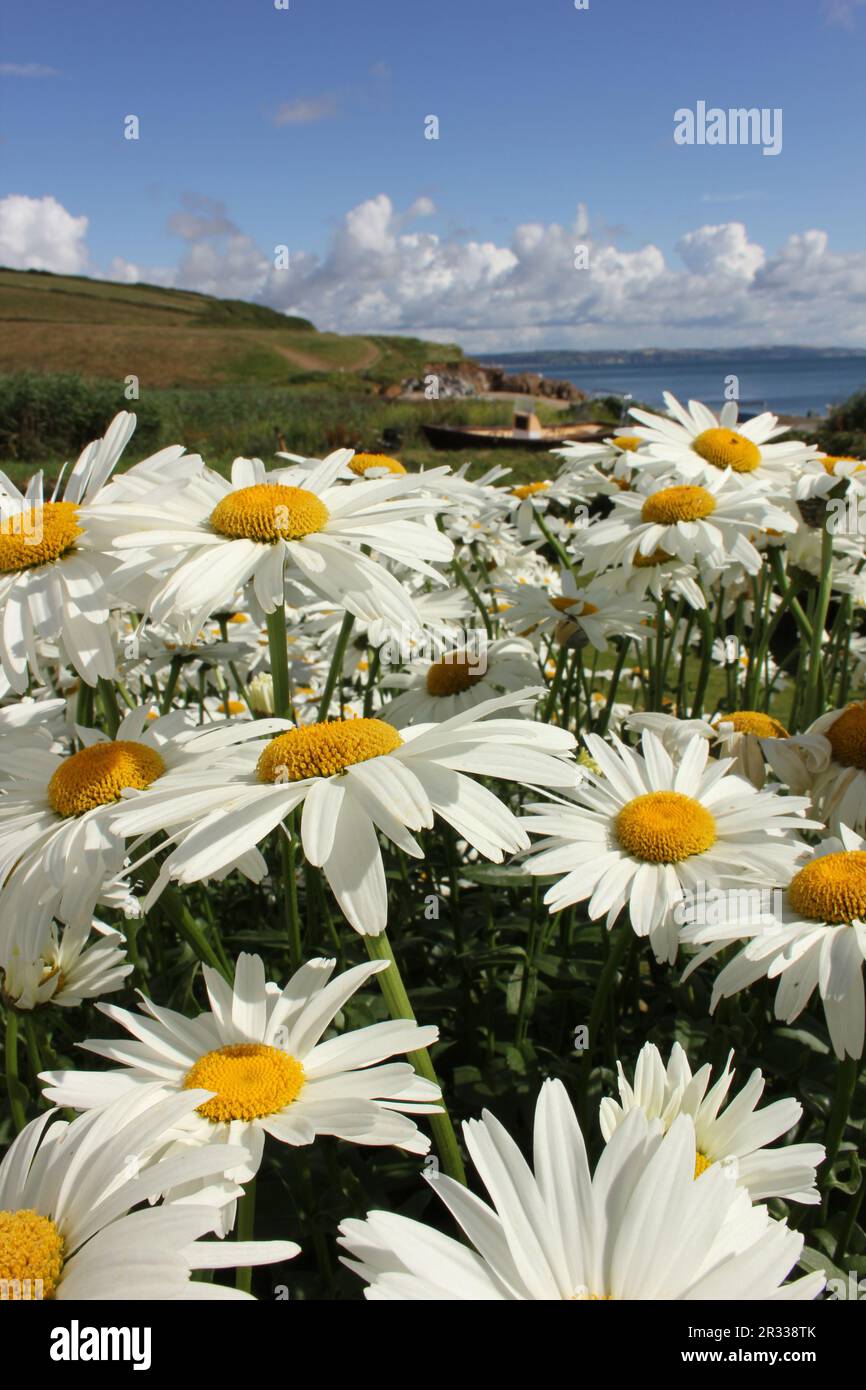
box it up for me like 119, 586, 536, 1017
641, 485, 717, 525
184, 1043, 304, 1122
210, 484, 329, 542
47, 740, 166, 818
632, 547, 672, 568
425, 650, 487, 697
616, 791, 716, 863
692, 427, 761, 474
256, 717, 403, 783
714, 710, 789, 738
348, 453, 407, 476
694, 1151, 713, 1179
613, 435, 641, 452
0, 1210, 64, 1299
821, 455, 863, 475
228, 612, 249, 623
571, 1290, 614, 1300
826, 702, 866, 769
788, 851, 866, 924
512, 481, 550, 500
0, 501, 82, 574
219, 699, 248, 715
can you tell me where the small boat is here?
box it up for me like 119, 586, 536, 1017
422, 410, 609, 452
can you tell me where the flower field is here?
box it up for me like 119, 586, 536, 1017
1, 395, 865, 1302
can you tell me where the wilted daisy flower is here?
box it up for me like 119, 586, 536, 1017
0, 412, 141, 693
521, 730, 815, 961
0, 916, 132, 1012
804, 701, 866, 834
629, 394, 818, 489
94, 454, 455, 634
627, 709, 791, 789
499, 570, 651, 652
0, 706, 264, 944
576, 471, 795, 577
794, 453, 866, 502
600, 1042, 823, 1203
380, 637, 540, 725
684, 827, 866, 1060
0, 1089, 298, 1301
42, 952, 442, 1179
338, 1079, 823, 1300
108, 689, 577, 936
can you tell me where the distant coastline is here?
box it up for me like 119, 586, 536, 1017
472, 348, 866, 417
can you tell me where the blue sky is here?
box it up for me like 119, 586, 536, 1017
2, 0, 866, 348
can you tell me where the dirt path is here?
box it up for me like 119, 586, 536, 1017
272, 339, 380, 373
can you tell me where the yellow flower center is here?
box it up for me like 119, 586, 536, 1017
512, 481, 550, 500
549, 596, 599, 616
0, 501, 82, 574
821, 455, 864, 475
694, 1151, 713, 1179
47, 740, 166, 818
641, 486, 717, 525
348, 453, 407, 476
210, 484, 329, 542
788, 851, 866, 924
256, 717, 403, 783
613, 435, 641, 452
713, 711, 789, 738
616, 791, 716, 863
632, 547, 673, 568
570, 1290, 614, 1300
692, 427, 761, 474
219, 699, 248, 716
425, 650, 487, 697
826, 703, 866, 769
184, 1043, 305, 1123
0, 1210, 65, 1300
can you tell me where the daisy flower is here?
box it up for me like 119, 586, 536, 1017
794, 453, 866, 502
93, 454, 456, 635
803, 700, 866, 835
521, 730, 816, 962
600, 1042, 823, 1204
338, 1079, 823, 1300
683, 827, 866, 1060
0, 412, 140, 693
498, 570, 652, 652
629, 393, 818, 490
380, 636, 541, 725
107, 688, 578, 936
0, 915, 132, 1012
41, 951, 442, 1180
576, 471, 796, 577
0, 705, 268, 946
627, 709, 791, 789
0, 1089, 298, 1301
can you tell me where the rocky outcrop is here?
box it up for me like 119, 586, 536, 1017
402, 360, 586, 402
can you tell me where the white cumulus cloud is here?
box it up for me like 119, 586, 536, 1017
0, 194, 89, 273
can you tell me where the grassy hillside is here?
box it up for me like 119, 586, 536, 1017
0, 268, 461, 388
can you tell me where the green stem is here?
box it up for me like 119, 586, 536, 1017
821, 1054, 860, 1216
159, 657, 184, 716
804, 522, 834, 726
318, 611, 354, 720
266, 605, 291, 719
451, 554, 493, 638
4, 1009, 26, 1132
364, 931, 467, 1185
235, 1179, 256, 1293
97, 676, 121, 737
579, 923, 632, 1127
